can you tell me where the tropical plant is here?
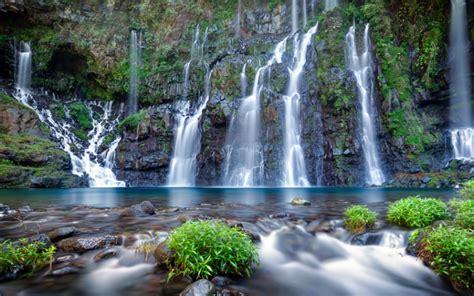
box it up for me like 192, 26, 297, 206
343, 205, 378, 233
387, 196, 449, 228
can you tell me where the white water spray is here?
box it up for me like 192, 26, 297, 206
223, 38, 289, 187
325, 0, 338, 11
449, 0, 473, 161
13, 43, 125, 187
282, 24, 318, 187
292, 0, 299, 34
128, 30, 142, 115
345, 24, 385, 186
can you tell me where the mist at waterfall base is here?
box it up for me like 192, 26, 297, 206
345, 24, 385, 186
13, 42, 125, 188
449, 0, 473, 161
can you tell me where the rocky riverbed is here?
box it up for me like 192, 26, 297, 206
0, 188, 459, 295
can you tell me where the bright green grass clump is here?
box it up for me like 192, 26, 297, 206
0, 240, 55, 277
460, 179, 474, 199
387, 196, 449, 228
419, 225, 474, 290
343, 205, 377, 233
166, 220, 259, 280
449, 199, 474, 229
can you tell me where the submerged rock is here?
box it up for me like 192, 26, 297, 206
18, 205, 32, 214
211, 276, 232, 287
180, 279, 215, 296
51, 266, 81, 276
57, 235, 121, 253
48, 227, 78, 242
291, 198, 311, 206
120, 201, 156, 217
94, 248, 118, 262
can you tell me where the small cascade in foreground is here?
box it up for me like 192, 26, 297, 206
449, 0, 473, 161
282, 24, 318, 187
223, 38, 288, 187
168, 26, 212, 186
292, 0, 299, 34
325, 0, 338, 11
128, 29, 143, 115
13, 42, 125, 187
345, 24, 385, 186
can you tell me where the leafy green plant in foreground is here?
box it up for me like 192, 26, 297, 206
0, 240, 55, 277
449, 199, 474, 229
460, 179, 474, 199
343, 205, 378, 233
387, 196, 449, 228
166, 220, 259, 280
419, 225, 474, 290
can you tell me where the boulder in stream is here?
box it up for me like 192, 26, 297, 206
291, 198, 311, 206
48, 227, 78, 242
120, 201, 156, 217
57, 235, 121, 253
180, 279, 215, 296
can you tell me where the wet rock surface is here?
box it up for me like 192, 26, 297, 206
120, 201, 156, 217
56, 235, 122, 253
180, 279, 216, 296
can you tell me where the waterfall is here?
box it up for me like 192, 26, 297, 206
451, 129, 474, 161
325, 0, 338, 11
240, 63, 248, 97
168, 25, 212, 186
168, 69, 213, 187
282, 24, 318, 187
13, 42, 125, 187
345, 24, 385, 186
128, 30, 143, 115
223, 39, 289, 187
449, 0, 473, 161
302, 0, 308, 28
16, 42, 32, 91
292, 0, 299, 34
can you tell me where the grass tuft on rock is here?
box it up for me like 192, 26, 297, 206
166, 220, 259, 280
449, 199, 474, 229
460, 179, 474, 199
343, 205, 377, 233
418, 225, 474, 290
387, 196, 449, 228
0, 239, 55, 277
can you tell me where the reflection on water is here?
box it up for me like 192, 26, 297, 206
0, 187, 456, 209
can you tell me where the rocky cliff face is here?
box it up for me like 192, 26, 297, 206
0, 0, 473, 188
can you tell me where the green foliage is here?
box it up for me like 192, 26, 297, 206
166, 220, 259, 280
0, 239, 55, 277
118, 111, 146, 132
387, 196, 449, 228
449, 199, 474, 229
69, 102, 92, 130
419, 225, 474, 289
343, 205, 377, 233
460, 179, 474, 199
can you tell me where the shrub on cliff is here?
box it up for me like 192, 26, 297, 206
387, 196, 449, 228
343, 205, 377, 233
0, 239, 55, 277
166, 220, 258, 280
418, 225, 474, 291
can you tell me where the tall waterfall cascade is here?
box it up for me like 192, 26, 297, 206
302, 0, 308, 28
235, 0, 242, 38
325, 0, 338, 11
292, 0, 299, 34
168, 26, 212, 187
282, 24, 318, 187
223, 38, 289, 187
345, 24, 385, 186
128, 30, 143, 115
13, 42, 125, 187
449, 0, 473, 161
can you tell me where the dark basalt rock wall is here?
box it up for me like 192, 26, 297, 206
0, 0, 472, 187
